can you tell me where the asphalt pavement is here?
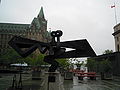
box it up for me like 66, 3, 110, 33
1, 73, 120, 90
63, 76, 120, 90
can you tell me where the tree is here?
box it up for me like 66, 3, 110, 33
86, 58, 97, 72
22, 57, 34, 65
19, 52, 48, 66
100, 59, 112, 73
34, 54, 47, 66
0, 49, 21, 64
103, 49, 113, 54
57, 58, 70, 69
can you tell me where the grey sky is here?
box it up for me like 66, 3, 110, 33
0, 0, 120, 55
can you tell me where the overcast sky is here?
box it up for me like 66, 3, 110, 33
0, 0, 120, 55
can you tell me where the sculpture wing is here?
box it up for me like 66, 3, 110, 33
56, 39, 96, 58
8, 36, 49, 57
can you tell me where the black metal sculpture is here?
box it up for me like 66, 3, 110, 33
8, 30, 96, 72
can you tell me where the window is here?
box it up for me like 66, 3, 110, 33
117, 44, 119, 52
117, 37, 119, 41
1, 34, 3, 39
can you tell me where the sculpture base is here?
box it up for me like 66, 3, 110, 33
43, 72, 64, 90
64, 72, 73, 80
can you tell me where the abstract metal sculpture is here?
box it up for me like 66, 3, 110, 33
8, 30, 96, 72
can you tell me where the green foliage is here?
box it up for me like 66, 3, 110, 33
0, 49, 72, 67
57, 58, 70, 69
19, 53, 47, 66
0, 49, 21, 64
86, 58, 113, 73
22, 57, 34, 65
86, 58, 97, 72
100, 59, 112, 73
103, 49, 113, 54
0, 49, 47, 66
34, 54, 47, 66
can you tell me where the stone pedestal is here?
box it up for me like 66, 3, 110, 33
64, 72, 73, 80
32, 71, 41, 80
43, 72, 64, 90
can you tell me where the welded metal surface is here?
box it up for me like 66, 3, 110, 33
8, 30, 96, 72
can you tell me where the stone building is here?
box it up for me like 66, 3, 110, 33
112, 23, 120, 52
0, 7, 51, 54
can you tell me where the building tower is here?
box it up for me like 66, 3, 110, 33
112, 23, 120, 52
0, 7, 51, 54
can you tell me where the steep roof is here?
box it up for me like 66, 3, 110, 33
0, 23, 30, 32
0, 7, 46, 33
38, 7, 45, 19
31, 18, 41, 29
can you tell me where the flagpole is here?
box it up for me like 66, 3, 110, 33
114, 1, 117, 24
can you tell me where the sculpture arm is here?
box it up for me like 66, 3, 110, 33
16, 43, 38, 57
38, 44, 48, 54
